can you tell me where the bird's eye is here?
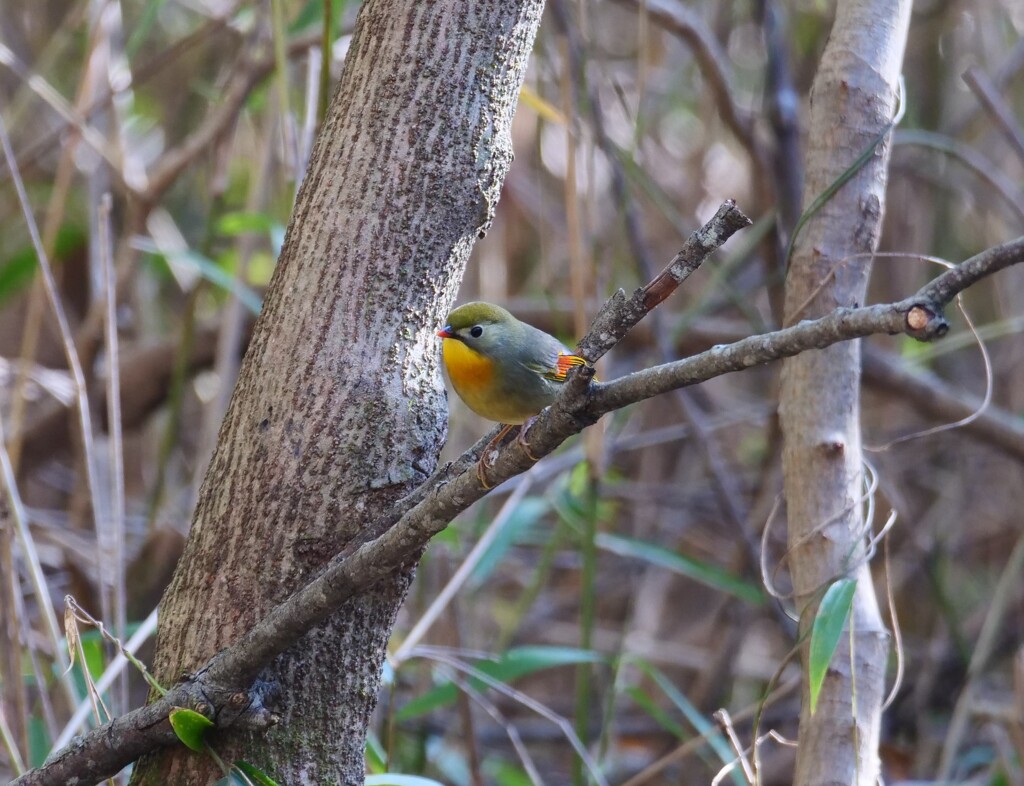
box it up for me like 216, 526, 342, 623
469, 325, 483, 338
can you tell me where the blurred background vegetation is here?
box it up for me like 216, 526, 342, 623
1, 0, 1023, 784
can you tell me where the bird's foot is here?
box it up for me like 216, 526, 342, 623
516, 416, 541, 463
476, 460, 494, 490
477, 424, 514, 490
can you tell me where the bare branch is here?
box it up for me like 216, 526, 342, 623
14, 216, 1024, 786
962, 65, 1024, 168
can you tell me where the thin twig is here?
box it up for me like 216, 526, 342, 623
618, 678, 799, 786
713, 709, 756, 785
451, 677, 546, 786
0, 109, 107, 606
50, 607, 160, 754
0, 119, 84, 717
0, 43, 132, 194
550, 0, 658, 281
938, 530, 1024, 779
0, 6, 245, 183
894, 129, 1024, 225
0, 703, 26, 776
99, 193, 129, 715
962, 65, 1024, 166
614, 0, 755, 153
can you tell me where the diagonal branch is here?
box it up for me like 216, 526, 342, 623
15, 210, 1024, 786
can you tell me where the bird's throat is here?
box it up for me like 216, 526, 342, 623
442, 339, 495, 393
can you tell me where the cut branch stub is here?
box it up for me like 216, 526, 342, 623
903, 303, 949, 340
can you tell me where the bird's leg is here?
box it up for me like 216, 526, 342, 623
476, 462, 493, 490
516, 416, 541, 462
477, 423, 514, 489
482, 424, 515, 465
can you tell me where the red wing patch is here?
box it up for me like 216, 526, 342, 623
545, 353, 588, 382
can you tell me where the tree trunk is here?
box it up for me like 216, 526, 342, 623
778, 1, 911, 785
129, 1, 544, 783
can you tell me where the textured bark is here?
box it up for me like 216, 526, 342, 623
778, 2, 911, 786
129, 1, 544, 784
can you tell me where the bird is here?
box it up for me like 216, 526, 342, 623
436, 301, 588, 487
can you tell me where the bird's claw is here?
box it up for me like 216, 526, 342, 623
476, 460, 494, 490
516, 417, 540, 463
476, 420, 541, 489
476, 424, 512, 490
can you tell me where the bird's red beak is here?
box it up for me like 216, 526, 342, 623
436, 326, 455, 339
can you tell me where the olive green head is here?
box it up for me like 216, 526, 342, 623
436, 301, 522, 357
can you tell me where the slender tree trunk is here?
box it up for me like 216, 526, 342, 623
129, 1, 544, 783
778, 1, 910, 785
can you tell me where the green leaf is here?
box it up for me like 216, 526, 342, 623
28, 716, 50, 768
0, 246, 38, 304
0, 226, 84, 305
488, 760, 534, 786
233, 761, 281, 786
70, 635, 109, 696
468, 496, 549, 588
126, 0, 169, 55
808, 578, 857, 715
551, 463, 615, 530
288, 0, 346, 34
169, 707, 214, 752
596, 533, 764, 605
136, 240, 264, 315
216, 211, 276, 237
632, 661, 741, 783
899, 334, 931, 362
567, 461, 591, 498
288, 0, 321, 32
365, 730, 388, 773
396, 646, 605, 721
499, 645, 606, 671
643, 665, 716, 740
626, 685, 686, 738
82, 637, 105, 680
394, 680, 460, 721
174, 250, 265, 315
431, 524, 460, 547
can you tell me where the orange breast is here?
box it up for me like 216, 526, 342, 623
443, 338, 494, 388
442, 339, 500, 418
